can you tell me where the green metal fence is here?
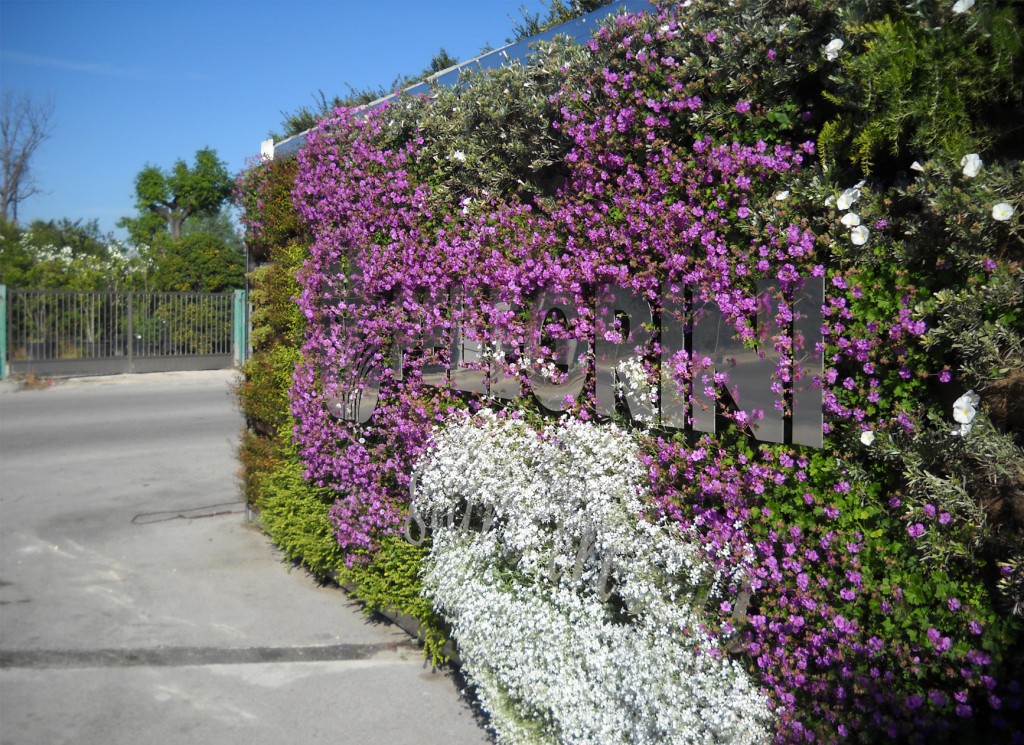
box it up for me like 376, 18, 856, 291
0, 287, 247, 379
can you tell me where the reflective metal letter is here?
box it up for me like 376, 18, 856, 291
594, 284, 655, 422
529, 291, 588, 412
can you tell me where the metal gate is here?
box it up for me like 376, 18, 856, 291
1, 288, 247, 378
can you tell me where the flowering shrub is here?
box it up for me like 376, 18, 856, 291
238, 0, 1024, 741
414, 411, 771, 744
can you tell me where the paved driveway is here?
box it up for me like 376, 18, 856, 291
0, 371, 489, 745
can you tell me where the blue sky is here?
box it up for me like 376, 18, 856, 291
1, 0, 549, 239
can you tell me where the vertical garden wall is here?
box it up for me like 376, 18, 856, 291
237, 0, 1024, 742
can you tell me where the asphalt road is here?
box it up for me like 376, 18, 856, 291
0, 371, 490, 745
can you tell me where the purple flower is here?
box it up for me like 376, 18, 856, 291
948, 597, 961, 612
907, 523, 925, 538
939, 370, 952, 383
735, 101, 751, 114
705, 31, 718, 43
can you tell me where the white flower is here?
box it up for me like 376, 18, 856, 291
841, 212, 861, 227
992, 202, 1015, 222
952, 390, 979, 425
836, 185, 862, 210
952, 422, 973, 437
824, 195, 835, 207
860, 430, 875, 446
960, 153, 983, 178
952, 0, 974, 13
774, 190, 790, 201
850, 225, 870, 245
451, 150, 467, 163
412, 414, 773, 744
910, 161, 925, 172
823, 38, 844, 61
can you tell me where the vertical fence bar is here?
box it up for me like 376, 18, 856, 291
0, 285, 7, 380
127, 292, 134, 372
233, 289, 247, 366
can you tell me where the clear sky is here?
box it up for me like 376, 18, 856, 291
0, 0, 549, 239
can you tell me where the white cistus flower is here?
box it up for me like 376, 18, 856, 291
952, 390, 980, 425
850, 225, 870, 245
823, 38, 844, 61
841, 212, 861, 227
992, 202, 1015, 222
952, 0, 974, 13
910, 161, 925, 172
960, 153, 983, 178
775, 190, 790, 201
451, 150, 467, 163
860, 430, 875, 446
836, 183, 863, 210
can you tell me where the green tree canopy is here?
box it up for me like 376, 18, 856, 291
147, 231, 244, 292
0, 216, 143, 290
120, 147, 233, 244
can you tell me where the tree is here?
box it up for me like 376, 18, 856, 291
0, 216, 144, 291
120, 147, 233, 243
146, 231, 244, 292
1, 91, 56, 223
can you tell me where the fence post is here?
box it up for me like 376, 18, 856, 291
0, 285, 7, 381
232, 289, 248, 367
127, 292, 134, 373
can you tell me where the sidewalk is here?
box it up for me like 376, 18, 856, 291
0, 371, 490, 745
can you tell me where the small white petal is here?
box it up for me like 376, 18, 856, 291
992, 202, 1014, 221
952, 0, 974, 13
841, 212, 861, 227
836, 186, 861, 211
850, 225, 869, 245
774, 190, 790, 201
823, 38, 844, 61
960, 153, 983, 178
910, 161, 925, 172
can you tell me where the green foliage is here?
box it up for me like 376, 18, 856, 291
0, 216, 145, 290
256, 436, 347, 580
120, 147, 234, 243
145, 232, 244, 292
180, 205, 244, 254
820, 3, 1024, 176
236, 157, 306, 263
238, 343, 300, 436
339, 536, 453, 665
373, 38, 592, 213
